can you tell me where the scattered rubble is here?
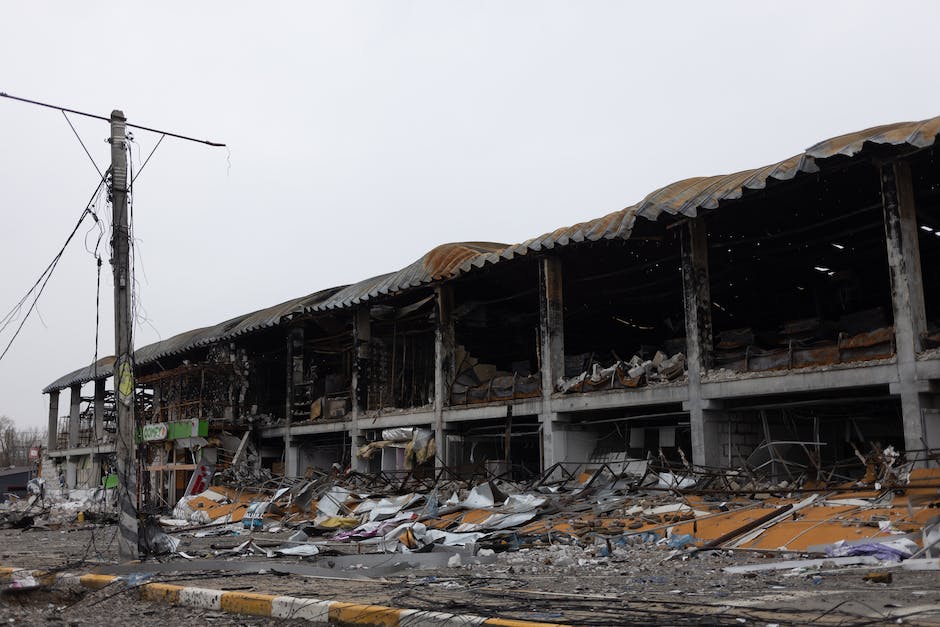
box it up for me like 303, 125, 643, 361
140, 449, 940, 582
0, 479, 117, 530
8, 449, 940, 624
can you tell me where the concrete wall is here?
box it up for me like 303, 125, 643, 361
718, 416, 764, 468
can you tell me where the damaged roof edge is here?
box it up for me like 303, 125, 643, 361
42, 114, 940, 393
41, 288, 344, 393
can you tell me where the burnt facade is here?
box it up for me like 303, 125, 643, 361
42, 115, 940, 502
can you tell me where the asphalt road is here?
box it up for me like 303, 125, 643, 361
2, 525, 939, 626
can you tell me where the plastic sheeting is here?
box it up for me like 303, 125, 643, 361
827, 538, 919, 562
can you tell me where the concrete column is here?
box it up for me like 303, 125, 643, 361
68, 384, 81, 450
284, 330, 293, 472
94, 379, 106, 443
286, 441, 304, 477
681, 217, 723, 467
685, 399, 725, 466
350, 308, 370, 472
47, 390, 59, 452
433, 285, 455, 468
65, 455, 77, 489
284, 326, 304, 477
881, 160, 930, 455
538, 256, 567, 470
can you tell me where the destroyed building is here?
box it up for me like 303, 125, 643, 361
40, 114, 940, 507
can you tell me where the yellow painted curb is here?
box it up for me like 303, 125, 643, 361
329, 601, 401, 626
219, 590, 276, 617
78, 573, 118, 590
33, 571, 57, 587
0, 564, 574, 627
139, 582, 182, 604
484, 619, 569, 627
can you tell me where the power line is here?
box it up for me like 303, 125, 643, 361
0, 91, 226, 147
0, 184, 104, 334
0, 181, 106, 364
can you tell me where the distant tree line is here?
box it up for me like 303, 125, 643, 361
0, 416, 45, 467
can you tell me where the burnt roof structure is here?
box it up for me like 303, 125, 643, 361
44, 114, 940, 393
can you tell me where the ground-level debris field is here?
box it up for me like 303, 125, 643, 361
4, 450, 940, 625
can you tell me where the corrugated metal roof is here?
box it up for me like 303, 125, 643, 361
806, 116, 940, 159
633, 154, 816, 220
43, 114, 940, 392
42, 289, 343, 393
301, 242, 510, 313
631, 116, 940, 221
43, 356, 116, 394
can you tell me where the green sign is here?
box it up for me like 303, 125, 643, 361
137, 419, 209, 443
141, 423, 168, 441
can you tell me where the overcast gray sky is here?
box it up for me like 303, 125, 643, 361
2, 1, 940, 430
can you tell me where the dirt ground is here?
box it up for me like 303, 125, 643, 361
1, 524, 939, 625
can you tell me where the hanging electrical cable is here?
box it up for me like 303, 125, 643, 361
0, 181, 107, 363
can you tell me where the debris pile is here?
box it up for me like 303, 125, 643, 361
450, 345, 541, 405
0, 480, 117, 529
152, 450, 940, 582
713, 309, 895, 373
558, 350, 686, 393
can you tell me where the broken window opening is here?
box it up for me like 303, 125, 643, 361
133, 328, 289, 432
910, 146, 940, 350
298, 433, 350, 474
558, 239, 687, 394
359, 293, 436, 413
445, 416, 542, 481
450, 261, 541, 406
563, 406, 692, 470
713, 395, 905, 485
705, 161, 895, 375
290, 315, 353, 425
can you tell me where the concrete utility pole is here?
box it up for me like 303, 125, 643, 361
0, 93, 224, 558
110, 110, 139, 559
